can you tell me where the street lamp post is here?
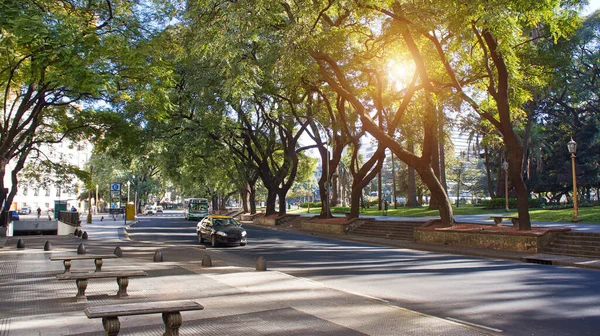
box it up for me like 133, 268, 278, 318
502, 160, 509, 212
87, 163, 93, 223
127, 180, 131, 204
568, 138, 580, 222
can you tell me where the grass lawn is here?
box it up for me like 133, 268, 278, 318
288, 205, 600, 224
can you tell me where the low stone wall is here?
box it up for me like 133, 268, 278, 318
414, 227, 569, 253
255, 214, 299, 226
240, 213, 264, 221
301, 221, 348, 234
300, 217, 374, 234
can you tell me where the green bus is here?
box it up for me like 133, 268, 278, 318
184, 198, 209, 221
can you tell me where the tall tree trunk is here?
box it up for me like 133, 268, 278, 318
278, 190, 287, 216
318, 172, 331, 218
331, 172, 339, 206
418, 165, 454, 225
484, 146, 496, 199
349, 182, 363, 218
249, 184, 257, 214
438, 108, 448, 193
241, 188, 249, 213
429, 120, 441, 210
265, 189, 277, 216
377, 169, 382, 210
506, 135, 531, 230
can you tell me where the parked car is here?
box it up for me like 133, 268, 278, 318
196, 215, 247, 247
9, 210, 19, 222
156, 206, 163, 213
19, 207, 30, 215
143, 206, 154, 215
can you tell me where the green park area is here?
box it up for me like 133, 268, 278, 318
290, 205, 600, 224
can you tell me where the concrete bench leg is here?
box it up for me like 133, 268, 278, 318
116, 277, 129, 297
102, 316, 120, 336
493, 218, 502, 225
162, 312, 182, 336
511, 218, 520, 227
75, 279, 88, 300
63, 260, 72, 273
94, 258, 103, 272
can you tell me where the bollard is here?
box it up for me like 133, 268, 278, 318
77, 230, 83, 238
77, 243, 86, 254
82, 231, 88, 240
44, 241, 53, 251
201, 254, 212, 267
114, 246, 123, 257
16, 239, 25, 249
256, 256, 267, 271
74, 229, 80, 236
153, 250, 163, 262
101, 216, 104, 222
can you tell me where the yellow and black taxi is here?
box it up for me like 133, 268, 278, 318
196, 215, 247, 247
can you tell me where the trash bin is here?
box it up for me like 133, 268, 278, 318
126, 204, 135, 220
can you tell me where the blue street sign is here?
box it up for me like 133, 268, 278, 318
110, 183, 121, 191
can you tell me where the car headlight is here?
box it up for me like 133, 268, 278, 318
216, 231, 228, 237
241, 231, 247, 237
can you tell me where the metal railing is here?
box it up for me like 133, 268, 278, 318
58, 211, 80, 226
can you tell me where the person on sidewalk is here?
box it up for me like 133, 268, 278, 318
36, 207, 41, 218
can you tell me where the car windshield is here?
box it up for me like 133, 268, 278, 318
212, 218, 239, 227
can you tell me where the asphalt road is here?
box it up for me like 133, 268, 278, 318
128, 212, 600, 336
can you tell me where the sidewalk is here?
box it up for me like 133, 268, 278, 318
0, 218, 494, 336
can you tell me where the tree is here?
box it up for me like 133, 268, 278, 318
0, 0, 167, 231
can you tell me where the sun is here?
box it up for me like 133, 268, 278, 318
387, 59, 414, 90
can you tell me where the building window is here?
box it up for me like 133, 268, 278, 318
56, 188, 61, 197
45, 188, 51, 197
22, 187, 28, 196
34, 188, 39, 196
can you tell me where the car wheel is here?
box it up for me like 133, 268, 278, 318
198, 233, 204, 243
211, 235, 219, 247
240, 242, 247, 246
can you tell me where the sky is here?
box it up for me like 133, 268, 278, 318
584, 0, 600, 15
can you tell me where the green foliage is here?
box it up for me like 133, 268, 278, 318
299, 202, 322, 208
480, 198, 545, 209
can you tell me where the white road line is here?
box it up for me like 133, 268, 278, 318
445, 317, 503, 333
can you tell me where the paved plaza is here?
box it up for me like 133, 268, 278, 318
0, 219, 493, 336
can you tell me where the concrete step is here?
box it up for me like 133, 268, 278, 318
543, 248, 600, 259
543, 231, 600, 258
348, 221, 420, 242
546, 243, 600, 252
550, 240, 600, 248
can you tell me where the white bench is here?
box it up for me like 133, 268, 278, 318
85, 300, 204, 336
56, 270, 147, 300
50, 254, 118, 273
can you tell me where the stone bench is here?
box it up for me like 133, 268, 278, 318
50, 254, 118, 273
85, 300, 204, 336
490, 216, 519, 226
56, 270, 147, 300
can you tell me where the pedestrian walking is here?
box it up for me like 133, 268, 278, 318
36, 207, 41, 218
384, 200, 389, 216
